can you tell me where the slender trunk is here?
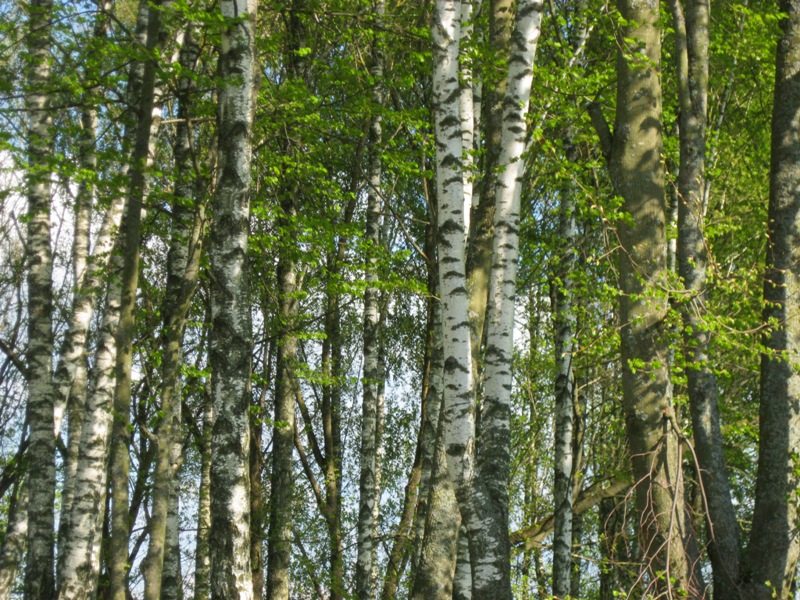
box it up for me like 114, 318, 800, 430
0, 480, 27, 598
356, 4, 386, 595
670, 0, 742, 595
452, 528, 472, 600
609, 0, 701, 594
108, 2, 175, 596
57, 234, 125, 600
379, 457, 421, 600
250, 342, 271, 599
551, 164, 577, 599
161, 483, 183, 600
466, 2, 541, 597
429, 6, 474, 598
744, 0, 800, 595
55, 5, 136, 581
410, 392, 459, 600
208, 0, 258, 596
193, 382, 213, 600
410, 232, 460, 599
410, 223, 440, 580
322, 285, 344, 600
23, 0, 56, 596
467, 0, 514, 368
266, 200, 299, 600
143, 24, 206, 599
54, 1, 114, 519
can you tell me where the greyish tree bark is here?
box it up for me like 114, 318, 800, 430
609, 0, 703, 594
669, 0, 742, 595
23, 0, 56, 597
430, 1, 542, 596
193, 381, 214, 600
409, 224, 460, 600
744, 0, 800, 595
208, 0, 258, 596
0, 480, 27, 597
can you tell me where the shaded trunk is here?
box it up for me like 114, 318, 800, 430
193, 383, 213, 600
670, 0, 742, 595
466, 2, 542, 596
250, 341, 271, 599
108, 2, 174, 596
410, 391, 459, 600
208, 0, 258, 596
142, 25, 206, 600
551, 168, 577, 599
744, 0, 800, 595
0, 480, 27, 597
266, 201, 299, 600
23, 0, 56, 596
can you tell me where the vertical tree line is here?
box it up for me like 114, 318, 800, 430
0, 0, 798, 598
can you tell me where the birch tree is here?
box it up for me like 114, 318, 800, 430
431, 0, 542, 596
23, 0, 56, 595
208, 0, 258, 595
356, 2, 387, 596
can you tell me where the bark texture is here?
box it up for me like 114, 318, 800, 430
552, 170, 577, 599
0, 481, 27, 598
208, 0, 258, 596
356, 3, 386, 595
468, 1, 541, 596
23, 0, 56, 596
670, 0, 742, 595
744, 0, 800, 595
609, 0, 701, 595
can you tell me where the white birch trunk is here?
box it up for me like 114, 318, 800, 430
56, 247, 122, 600
56, 3, 152, 595
208, 0, 258, 596
471, 1, 542, 596
356, 3, 386, 595
23, 0, 56, 596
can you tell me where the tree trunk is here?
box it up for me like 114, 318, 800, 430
467, 2, 541, 597
108, 1, 175, 596
410, 393, 459, 600
356, 3, 386, 595
142, 24, 206, 599
670, 0, 742, 595
161, 483, 183, 600
193, 382, 213, 600
208, 0, 258, 596
744, 0, 800, 595
551, 163, 577, 599
0, 480, 27, 598
609, 0, 702, 594
23, 0, 56, 596
452, 528, 472, 600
